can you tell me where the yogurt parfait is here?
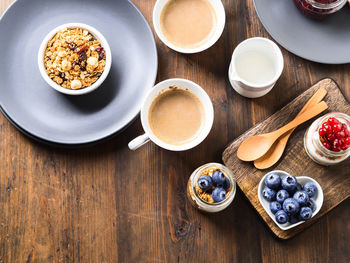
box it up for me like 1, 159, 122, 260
187, 163, 236, 213
304, 112, 350, 165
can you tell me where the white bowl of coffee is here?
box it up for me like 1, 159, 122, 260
128, 78, 214, 151
153, 0, 226, 54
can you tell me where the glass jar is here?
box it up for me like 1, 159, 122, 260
304, 112, 350, 165
187, 163, 236, 213
293, 0, 347, 19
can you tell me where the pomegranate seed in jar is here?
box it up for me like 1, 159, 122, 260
333, 138, 342, 147
342, 125, 350, 137
335, 131, 346, 139
322, 141, 331, 150
331, 145, 341, 152
332, 124, 342, 132
326, 133, 335, 142
341, 144, 349, 151
344, 137, 350, 145
319, 128, 327, 137
327, 117, 339, 125
322, 123, 332, 133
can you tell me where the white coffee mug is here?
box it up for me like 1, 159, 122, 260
128, 78, 214, 151
228, 37, 284, 98
153, 0, 226, 54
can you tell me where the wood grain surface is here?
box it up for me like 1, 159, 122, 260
223, 78, 350, 239
0, 0, 349, 262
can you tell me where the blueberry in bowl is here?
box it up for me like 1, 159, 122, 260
270, 201, 282, 214
262, 187, 276, 202
293, 190, 310, 206
276, 189, 289, 204
303, 182, 318, 198
281, 174, 298, 192
264, 172, 281, 189
299, 207, 313, 221
275, 210, 289, 224
283, 198, 300, 215
289, 214, 300, 224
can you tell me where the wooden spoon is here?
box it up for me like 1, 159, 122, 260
254, 88, 328, 169
237, 101, 328, 161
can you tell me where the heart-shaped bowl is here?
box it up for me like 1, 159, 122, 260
258, 170, 323, 231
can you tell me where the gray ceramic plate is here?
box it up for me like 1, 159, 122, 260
0, 0, 157, 145
253, 0, 350, 64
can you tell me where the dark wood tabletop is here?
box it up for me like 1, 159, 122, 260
0, 0, 349, 262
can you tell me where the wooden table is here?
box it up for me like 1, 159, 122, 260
0, 1, 349, 262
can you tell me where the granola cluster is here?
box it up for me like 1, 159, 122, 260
44, 27, 106, 90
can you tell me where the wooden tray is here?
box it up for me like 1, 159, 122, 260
222, 78, 350, 239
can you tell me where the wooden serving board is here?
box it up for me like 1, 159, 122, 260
222, 78, 350, 239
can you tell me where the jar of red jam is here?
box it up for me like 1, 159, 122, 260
187, 163, 236, 213
293, 0, 347, 19
304, 112, 350, 165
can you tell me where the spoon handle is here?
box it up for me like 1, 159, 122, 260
272, 101, 328, 139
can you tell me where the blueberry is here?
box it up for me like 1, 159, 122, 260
305, 199, 316, 212
283, 198, 300, 215
289, 183, 302, 195
275, 210, 289, 224
212, 170, 226, 186
296, 183, 302, 191
265, 173, 281, 190
262, 187, 276, 201
293, 190, 310, 206
269, 201, 282, 214
289, 214, 300, 224
223, 177, 231, 190
276, 189, 290, 203
281, 174, 298, 192
197, 175, 213, 191
212, 187, 226, 202
303, 182, 317, 198
299, 207, 313, 221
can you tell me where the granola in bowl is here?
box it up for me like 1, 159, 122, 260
43, 27, 106, 90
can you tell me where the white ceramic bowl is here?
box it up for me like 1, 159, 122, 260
258, 170, 323, 231
128, 78, 214, 151
152, 0, 226, 54
38, 23, 112, 95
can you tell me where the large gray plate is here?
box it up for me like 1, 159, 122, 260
253, 0, 350, 64
0, 0, 157, 145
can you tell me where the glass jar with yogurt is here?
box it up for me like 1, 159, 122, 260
187, 163, 236, 213
304, 112, 350, 165
293, 0, 347, 19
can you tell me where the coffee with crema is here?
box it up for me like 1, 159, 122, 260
149, 88, 204, 145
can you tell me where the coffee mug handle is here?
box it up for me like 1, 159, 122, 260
128, 133, 150, 150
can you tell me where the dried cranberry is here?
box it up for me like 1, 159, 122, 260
96, 47, 105, 60
58, 71, 66, 80
66, 41, 77, 50
79, 51, 87, 62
